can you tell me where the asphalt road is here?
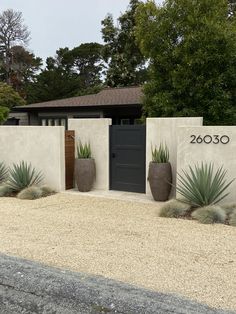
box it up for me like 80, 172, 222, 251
0, 253, 235, 314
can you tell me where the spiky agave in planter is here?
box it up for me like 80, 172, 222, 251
148, 143, 172, 201
74, 142, 95, 192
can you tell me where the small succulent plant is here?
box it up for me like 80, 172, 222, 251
77, 142, 92, 159
8, 161, 44, 192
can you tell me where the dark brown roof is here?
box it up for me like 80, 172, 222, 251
16, 86, 143, 110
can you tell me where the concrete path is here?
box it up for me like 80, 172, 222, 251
0, 254, 235, 314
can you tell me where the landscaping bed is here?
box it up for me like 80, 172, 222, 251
0, 193, 235, 312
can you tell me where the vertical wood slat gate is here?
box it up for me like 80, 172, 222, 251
65, 130, 75, 189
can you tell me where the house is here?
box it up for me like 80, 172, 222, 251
13, 86, 143, 128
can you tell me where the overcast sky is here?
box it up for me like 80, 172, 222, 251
0, 0, 161, 62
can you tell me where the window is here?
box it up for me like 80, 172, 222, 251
40, 117, 67, 128
120, 118, 131, 125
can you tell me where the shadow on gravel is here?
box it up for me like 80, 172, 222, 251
0, 253, 235, 314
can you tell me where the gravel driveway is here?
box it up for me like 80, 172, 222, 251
0, 193, 235, 311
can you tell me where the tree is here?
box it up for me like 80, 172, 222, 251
0, 82, 25, 123
0, 9, 30, 85
135, 0, 236, 125
0, 45, 42, 97
228, 0, 236, 16
101, 0, 147, 87
26, 43, 104, 103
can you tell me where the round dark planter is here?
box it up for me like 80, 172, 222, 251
74, 158, 96, 192
148, 162, 172, 201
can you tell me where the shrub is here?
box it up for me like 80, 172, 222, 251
17, 186, 42, 200
77, 142, 91, 158
221, 203, 236, 216
176, 162, 234, 207
8, 161, 43, 192
229, 209, 236, 226
151, 143, 169, 163
191, 206, 226, 224
0, 185, 12, 197
0, 162, 8, 183
159, 199, 191, 218
40, 185, 55, 197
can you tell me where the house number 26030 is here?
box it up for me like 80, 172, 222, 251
190, 135, 230, 144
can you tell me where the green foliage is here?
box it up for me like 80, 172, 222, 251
77, 142, 92, 159
17, 186, 42, 200
0, 162, 8, 183
151, 143, 169, 163
159, 199, 191, 218
8, 161, 43, 192
101, 0, 147, 87
0, 185, 12, 197
40, 185, 55, 197
26, 44, 104, 104
229, 209, 236, 226
135, 0, 236, 125
192, 206, 226, 224
176, 162, 234, 207
0, 82, 25, 123
0, 106, 9, 123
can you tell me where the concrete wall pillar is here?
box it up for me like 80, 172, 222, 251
146, 118, 203, 196
68, 118, 112, 190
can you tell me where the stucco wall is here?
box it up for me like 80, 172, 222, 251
177, 126, 236, 203
0, 126, 65, 191
68, 118, 112, 190
146, 118, 203, 196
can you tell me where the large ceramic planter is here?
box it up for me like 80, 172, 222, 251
74, 158, 96, 192
148, 162, 172, 201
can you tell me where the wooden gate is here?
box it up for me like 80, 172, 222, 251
65, 130, 75, 189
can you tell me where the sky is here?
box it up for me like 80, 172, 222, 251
0, 0, 160, 62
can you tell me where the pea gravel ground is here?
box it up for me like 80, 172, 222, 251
0, 193, 235, 312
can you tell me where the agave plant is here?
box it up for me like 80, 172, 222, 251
176, 162, 234, 207
151, 143, 169, 163
77, 141, 92, 159
8, 161, 44, 192
0, 162, 8, 183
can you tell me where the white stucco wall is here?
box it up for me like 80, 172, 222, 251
68, 118, 112, 190
146, 117, 203, 196
177, 126, 236, 203
0, 126, 65, 191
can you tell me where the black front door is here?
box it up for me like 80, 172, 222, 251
110, 125, 146, 193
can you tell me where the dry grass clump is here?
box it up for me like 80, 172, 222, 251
229, 209, 236, 226
159, 199, 191, 218
221, 203, 236, 216
0, 185, 12, 197
191, 206, 226, 224
40, 185, 55, 197
17, 186, 42, 200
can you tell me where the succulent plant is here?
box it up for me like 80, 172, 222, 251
77, 142, 92, 159
0, 162, 8, 183
191, 206, 226, 224
17, 186, 42, 200
8, 161, 43, 192
151, 143, 169, 163
159, 199, 191, 218
176, 162, 234, 207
